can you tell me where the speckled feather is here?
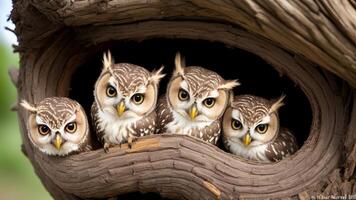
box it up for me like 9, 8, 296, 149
231, 95, 271, 127
156, 96, 221, 145
91, 58, 162, 147
36, 97, 78, 130
91, 102, 156, 145
109, 63, 151, 96
182, 67, 225, 98
91, 102, 105, 145
155, 96, 174, 134
265, 128, 298, 162
224, 128, 298, 162
28, 97, 92, 154
224, 95, 298, 162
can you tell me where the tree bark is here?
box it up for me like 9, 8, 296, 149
10, 0, 356, 199
23, 0, 356, 88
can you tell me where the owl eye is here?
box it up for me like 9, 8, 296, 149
131, 93, 145, 105
38, 125, 50, 135
65, 122, 77, 133
203, 98, 216, 108
231, 119, 242, 130
178, 89, 189, 101
106, 85, 117, 97
256, 124, 268, 134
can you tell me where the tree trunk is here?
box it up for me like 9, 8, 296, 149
10, 0, 356, 199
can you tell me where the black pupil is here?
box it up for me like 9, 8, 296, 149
134, 94, 142, 102
259, 125, 265, 131
67, 123, 74, 130
41, 126, 49, 133
180, 90, 188, 99
108, 86, 115, 95
234, 120, 241, 129
206, 98, 214, 105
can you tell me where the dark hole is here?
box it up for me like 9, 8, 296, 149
91, 192, 170, 200
116, 192, 171, 200
69, 38, 311, 149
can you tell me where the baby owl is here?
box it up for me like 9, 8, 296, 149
156, 52, 239, 145
20, 97, 91, 156
91, 51, 165, 151
222, 95, 298, 162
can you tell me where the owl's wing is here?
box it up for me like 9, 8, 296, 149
191, 120, 221, 145
155, 95, 173, 134
265, 128, 299, 162
130, 111, 157, 137
91, 102, 106, 146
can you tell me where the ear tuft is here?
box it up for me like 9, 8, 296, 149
218, 80, 240, 90
149, 66, 166, 85
228, 91, 235, 105
103, 50, 114, 70
20, 100, 37, 113
174, 52, 185, 76
269, 95, 285, 114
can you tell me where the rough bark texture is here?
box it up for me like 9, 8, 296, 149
10, 0, 356, 199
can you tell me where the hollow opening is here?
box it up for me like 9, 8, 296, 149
110, 192, 171, 200
69, 38, 311, 147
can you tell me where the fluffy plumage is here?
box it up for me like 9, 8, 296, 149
92, 50, 164, 151
223, 95, 298, 162
20, 97, 91, 156
156, 52, 239, 145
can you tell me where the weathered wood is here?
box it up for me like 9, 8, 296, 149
8, 68, 19, 111
19, 0, 356, 88
10, 0, 356, 199
8, 67, 19, 88
14, 20, 352, 198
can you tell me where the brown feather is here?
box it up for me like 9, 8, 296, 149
265, 128, 298, 162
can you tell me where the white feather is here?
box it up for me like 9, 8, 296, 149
166, 109, 211, 136
227, 139, 269, 162
34, 114, 85, 156
41, 142, 80, 156
97, 109, 140, 144
20, 100, 37, 113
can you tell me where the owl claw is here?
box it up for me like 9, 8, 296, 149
103, 143, 110, 153
128, 136, 137, 149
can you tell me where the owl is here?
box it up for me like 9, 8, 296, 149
156, 52, 239, 145
91, 51, 165, 151
20, 97, 91, 156
222, 95, 298, 162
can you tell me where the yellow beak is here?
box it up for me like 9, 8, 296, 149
117, 101, 125, 117
189, 105, 198, 120
54, 134, 62, 150
243, 133, 251, 146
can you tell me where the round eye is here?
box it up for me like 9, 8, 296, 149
231, 120, 242, 130
178, 89, 189, 101
203, 98, 216, 108
256, 124, 268, 134
106, 85, 117, 97
65, 122, 77, 133
38, 125, 50, 135
131, 93, 145, 105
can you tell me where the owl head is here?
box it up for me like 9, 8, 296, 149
20, 97, 89, 156
166, 52, 239, 123
223, 95, 285, 147
94, 51, 165, 120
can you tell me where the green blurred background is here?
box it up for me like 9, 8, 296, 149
0, 1, 51, 199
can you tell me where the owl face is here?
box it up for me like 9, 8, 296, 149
167, 53, 239, 123
20, 97, 89, 156
223, 95, 285, 147
94, 51, 164, 121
